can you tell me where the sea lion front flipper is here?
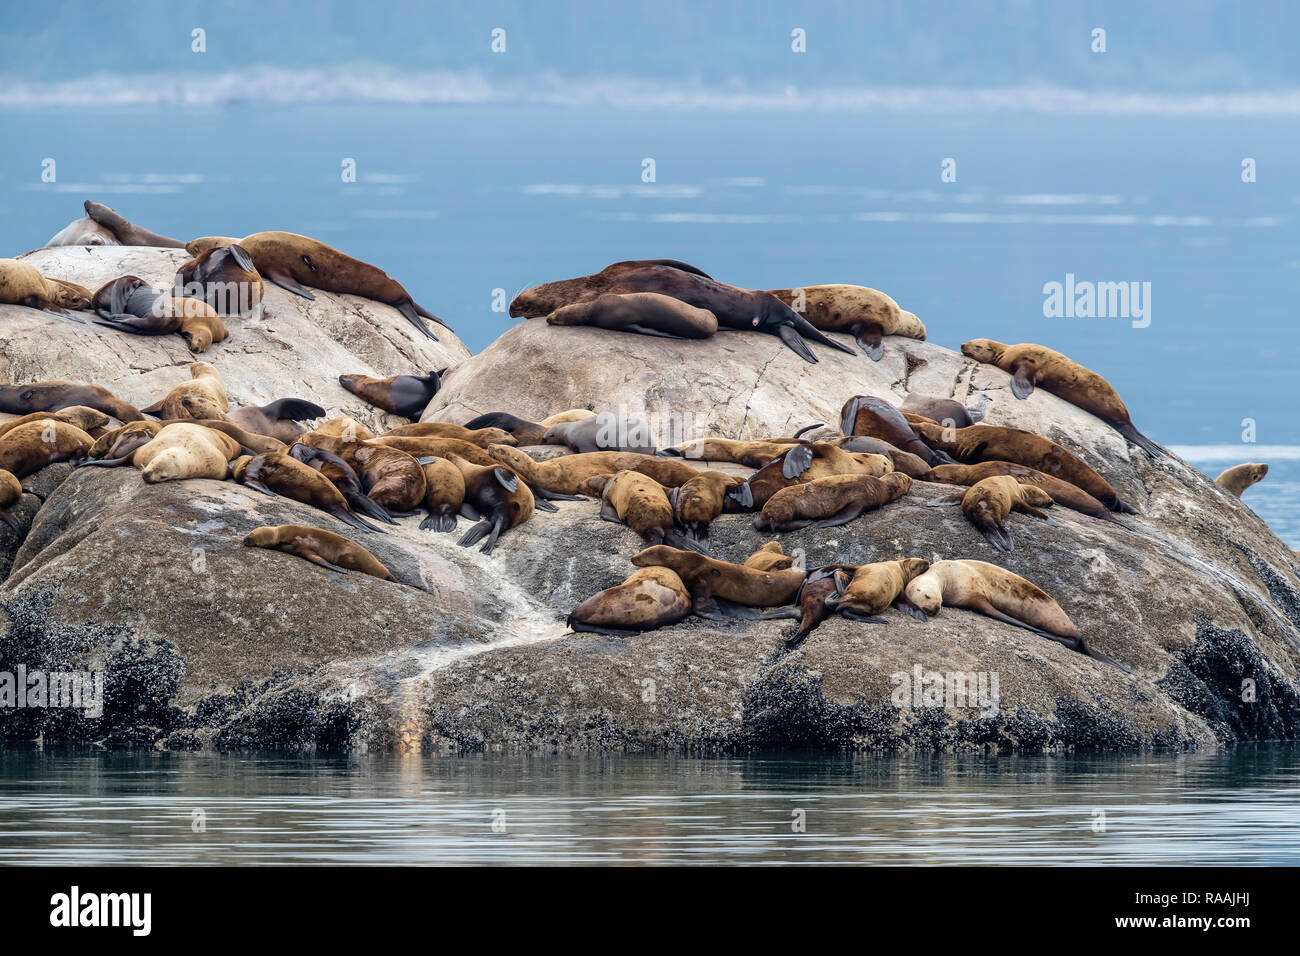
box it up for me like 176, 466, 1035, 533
963, 597, 1057, 640
260, 398, 327, 421
838, 609, 889, 624
459, 502, 481, 520
714, 598, 759, 619
757, 606, 800, 621
624, 324, 687, 340
411, 300, 454, 331
346, 492, 396, 525
728, 481, 754, 510
775, 323, 819, 364
1016, 504, 1055, 524
396, 300, 439, 341
780, 443, 815, 480
44, 308, 85, 323
812, 504, 865, 528
1117, 423, 1166, 458
531, 486, 582, 502
243, 480, 278, 497
930, 449, 959, 465
927, 493, 964, 507
854, 323, 885, 362
265, 269, 317, 299
978, 523, 1015, 552
661, 529, 706, 554
892, 597, 929, 622
299, 550, 351, 575
0, 510, 22, 534
534, 498, 559, 513
1009, 363, 1036, 400
476, 516, 506, 554
457, 518, 492, 549
331, 506, 386, 534
492, 468, 518, 493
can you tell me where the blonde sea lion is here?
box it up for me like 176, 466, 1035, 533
447, 454, 534, 553
0, 258, 91, 319
415, 456, 466, 532
186, 232, 448, 340
730, 442, 894, 509
824, 558, 931, 622
1215, 462, 1268, 497
663, 437, 803, 468
961, 339, 1163, 457
669, 469, 743, 550
839, 395, 953, 467
0, 468, 23, 534
631, 544, 806, 618
545, 292, 718, 339
925, 460, 1114, 521
0, 420, 94, 477
302, 417, 375, 443
567, 566, 693, 636
755, 472, 912, 532
90, 276, 229, 352
0, 383, 143, 423
142, 362, 228, 418
488, 444, 700, 496
767, 284, 925, 360
928, 474, 1055, 552
89, 422, 241, 483
339, 371, 444, 419
174, 243, 264, 318
234, 451, 385, 532
243, 524, 394, 580
0, 406, 108, 439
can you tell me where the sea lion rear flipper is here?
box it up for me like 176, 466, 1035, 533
812, 504, 865, 529
0, 510, 22, 534
775, 324, 819, 364
1117, 423, 1165, 458
44, 308, 85, 323
624, 324, 687, 340
459, 502, 481, 520
978, 523, 1015, 552
729, 481, 754, 510
260, 398, 327, 422
757, 606, 801, 621
926, 493, 964, 507
567, 618, 642, 637
1010, 364, 1036, 400
346, 492, 396, 525
661, 529, 706, 554
299, 550, 351, 575
854, 323, 885, 362
838, 609, 889, 624
791, 315, 856, 356
243, 480, 278, 497
531, 485, 582, 502
396, 300, 439, 341
599, 498, 621, 523
265, 269, 317, 299
331, 506, 385, 534
781, 443, 814, 480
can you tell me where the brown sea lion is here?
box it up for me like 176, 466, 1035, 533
755, 472, 912, 531
0, 382, 144, 424
730, 443, 894, 510
186, 232, 448, 340
824, 558, 931, 622
234, 451, 385, 533
584, 470, 679, 546
543, 412, 657, 454
663, 437, 802, 468
0, 468, 23, 534
81, 200, 185, 248
90, 276, 229, 352
380, 421, 516, 447
487, 444, 700, 496
545, 292, 718, 339
910, 421, 1136, 514
900, 392, 988, 428
447, 454, 534, 554
509, 261, 854, 363
142, 362, 228, 418
743, 541, 798, 573
84, 421, 164, 462
928, 474, 1055, 552
669, 469, 744, 550
339, 371, 444, 419
1215, 462, 1268, 498
757, 566, 853, 645
631, 544, 806, 618
0, 420, 94, 477
174, 243, 264, 318
243, 524, 394, 580
925, 461, 1114, 521
961, 339, 1163, 457
766, 284, 925, 360
284, 443, 394, 526
415, 456, 466, 532
567, 566, 693, 636
0, 258, 91, 319
293, 435, 425, 514
839, 395, 953, 467
365, 435, 496, 466
0, 406, 108, 439
302, 417, 375, 443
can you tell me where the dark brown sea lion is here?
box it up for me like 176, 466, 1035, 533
339, 371, 444, 419
82, 200, 185, 247
509, 261, 855, 363
729, 443, 894, 509
545, 292, 718, 338
630, 544, 806, 619
567, 566, 693, 636
765, 284, 924, 360
757, 566, 853, 645
286, 443, 395, 525
447, 454, 534, 554
755, 472, 912, 531
925, 460, 1114, 521
0, 382, 144, 424
174, 243, 264, 318
928, 474, 1055, 552
839, 395, 953, 467
243, 524, 394, 580
233, 452, 385, 532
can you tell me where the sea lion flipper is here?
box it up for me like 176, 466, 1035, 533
979, 525, 1015, 552
892, 597, 929, 622
757, 606, 800, 621
0, 510, 22, 534
781, 443, 815, 480
265, 269, 317, 299
299, 550, 350, 575
492, 468, 518, 493
599, 498, 621, 523
838, 609, 888, 624
459, 502, 481, 520
855, 323, 885, 362
927, 494, 963, 507
1010, 364, 1036, 400
811, 504, 864, 528
534, 498, 559, 513
776, 324, 819, 364
228, 244, 255, 273
1118, 423, 1165, 458
396, 300, 439, 341
260, 398, 327, 421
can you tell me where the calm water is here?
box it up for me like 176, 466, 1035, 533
0, 747, 1297, 865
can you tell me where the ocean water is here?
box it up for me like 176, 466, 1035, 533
0, 747, 1296, 865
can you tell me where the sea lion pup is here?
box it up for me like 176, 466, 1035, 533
829, 436, 931, 478
90, 276, 229, 352
1215, 462, 1268, 498
0, 382, 144, 423
414, 456, 466, 532
286, 443, 394, 524
839, 395, 953, 467
757, 566, 853, 644
824, 558, 931, 623
630, 544, 806, 619
900, 392, 988, 428
910, 420, 1137, 514
755, 472, 912, 532
729, 443, 894, 510
960, 339, 1164, 457
0, 421, 94, 477
583, 470, 698, 549
743, 541, 797, 572
174, 243, 264, 318
0, 258, 91, 319
488, 444, 700, 496
669, 469, 743, 550
545, 292, 719, 339
233, 452, 385, 533
925, 461, 1114, 521
509, 261, 854, 363
0, 406, 108, 439
543, 412, 657, 455
339, 371, 444, 419
928, 475, 1055, 552
447, 454, 535, 554
567, 566, 693, 637
141, 362, 229, 418
903, 560, 1126, 670
186, 232, 447, 340
82, 200, 186, 248
243, 525, 394, 580
381, 421, 517, 447
765, 284, 925, 360
0, 468, 23, 534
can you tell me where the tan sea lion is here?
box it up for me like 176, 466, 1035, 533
234, 451, 385, 532
545, 292, 718, 338
960, 339, 1163, 457
186, 232, 448, 340
0, 420, 94, 477
928, 474, 1055, 552
174, 243, 264, 318
82, 422, 240, 483
0, 258, 91, 319
663, 437, 803, 468
447, 454, 535, 553
631, 544, 806, 618
0, 406, 108, 439
415, 457, 466, 532
301, 417, 375, 443
0, 382, 143, 423
339, 371, 444, 419
925, 461, 1114, 521
488, 445, 701, 496
142, 362, 229, 418
730, 442, 894, 510
380, 422, 516, 447
669, 469, 744, 550
84, 421, 164, 462
824, 558, 931, 622
243, 524, 394, 580
910, 420, 1136, 514
839, 395, 953, 467
584, 470, 679, 546
743, 541, 797, 573
0, 468, 23, 534
755, 472, 912, 532
828, 435, 932, 478
1215, 462, 1268, 497
365, 435, 496, 466
567, 566, 693, 636
766, 284, 925, 360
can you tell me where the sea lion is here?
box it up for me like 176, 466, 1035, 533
339, 371, 444, 419
0, 420, 94, 477
285, 444, 394, 525
142, 362, 229, 418
839, 395, 952, 467
415, 456, 466, 532
829, 436, 932, 478
381, 422, 517, 447
81, 200, 185, 248
448, 454, 535, 554
755, 472, 912, 531
83, 421, 164, 463
186, 232, 447, 340
584, 470, 680, 546
88, 422, 240, 483
729, 443, 894, 510
90, 276, 229, 352
900, 392, 988, 428
567, 566, 693, 636
220, 399, 325, 443
824, 558, 931, 622
0, 382, 144, 424
545, 292, 718, 339
294, 435, 426, 514
910, 420, 1136, 514
243, 525, 394, 580
766, 284, 925, 360
0, 258, 91, 319
45, 215, 118, 247
509, 261, 855, 363
366, 435, 496, 467
233, 452, 384, 532
460, 410, 593, 446
630, 544, 806, 618
925, 461, 1114, 521
174, 244, 264, 318
0, 468, 23, 534
928, 475, 1055, 552
302, 417, 375, 442
540, 409, 597, 427
1215, 462, 1268, 498
757, 566, 853, 645
543, 412, 657, 454
670, 469, 744, 549
663, 437, 802, 468
960, 339, 1163, 457
903, 559, 1124, 669
487, 444, 700, 496
742, 541, 797, 573
0, 406, 108, 439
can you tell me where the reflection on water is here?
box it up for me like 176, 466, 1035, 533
0, 747, 1296, 865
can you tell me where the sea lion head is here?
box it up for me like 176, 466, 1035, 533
140, 448, 190, 483
960, 339, 1004, 364
242, 526, 279, 547
1020, 484, 1054, 508
879, 472, 914, 497
899, 558, 931, 583
179, 394, 225, 420
905, 571, 944, 616
185, 236, 237, 257
46, 279, 93, 310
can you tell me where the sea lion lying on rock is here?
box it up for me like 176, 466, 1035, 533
243, 524, 394, 580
